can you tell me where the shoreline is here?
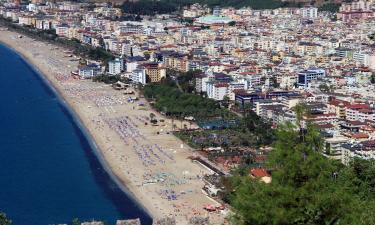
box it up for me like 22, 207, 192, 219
0, 37, 154, 220
0, 28, 226, 224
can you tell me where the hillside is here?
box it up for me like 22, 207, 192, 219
118, 0, 347, 15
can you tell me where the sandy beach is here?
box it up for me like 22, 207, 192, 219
0, 28, 226, 224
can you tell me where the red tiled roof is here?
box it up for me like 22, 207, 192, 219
318, 123, 335, 129
255, 155, 267, 161
329, 99, 350, 107
350, 133, 369, 139
214, 83, 229, 88
250, 168, 270, 178
358, 109, 373, 113
309, 113, 337, 118
348, 120, 367, 126
347, 104, 369, 109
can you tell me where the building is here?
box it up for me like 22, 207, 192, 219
55, 25, 69, 37
144, 63, 166, 83
341, 141, 375, 165
297, 42, 323, 55
195, 15, 234, 25
212, 6, 221, 17
297, 69, 325, 88
235, 91, 301, 109
18, 15, 33, 26
301, 7, 318, 18
182, 3, 209, 18
195, 73, 209, 93
345, 104, 373, 122
117, 23, 143, 35
325, 136, 350, 158
206, 82, 229, 101
35, 18, 52, 30
337, 11, 375, 22
339, 0, 371, 12
108, 58, 124, 75
116, 219, 141, 225
78, 64, 101, 79
163, 53, 190, 72
250, 168, 271, 183
81, 221, 104, 225
131, 67, 147, 85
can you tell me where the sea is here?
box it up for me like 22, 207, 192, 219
0, 44, 152, 225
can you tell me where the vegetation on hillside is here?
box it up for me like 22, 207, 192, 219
143, 83, 231, 120
142, 80, 274, 147
229, 123, 375, 225
121, 0, 301, 15
166, 69, 201, 93
318, 3, 341, 13
92, 74, 129, 84
175, 110, 275, 148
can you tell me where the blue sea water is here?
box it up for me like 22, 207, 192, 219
0, 44, 152, 225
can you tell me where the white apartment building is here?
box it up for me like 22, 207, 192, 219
301, 7, 318, 18
18, 15, 33, 26
78, 65, 101, 79
108, 58, 124, 75
228, 82, 246, 100
121, 43, 132, 57
126, 61, 140, 73
131, 67, 147, 85
246, 75, 262, 88
195, 75, 209, 93
345, 108, 374, 122
342, 148, 375, 165
206, 82, 229, 101
55, 25, 69, 37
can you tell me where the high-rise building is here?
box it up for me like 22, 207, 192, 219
108, 58, 124, 75
301, 7, 318, 18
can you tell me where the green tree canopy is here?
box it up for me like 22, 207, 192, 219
230, 123, 375, 225
121, 0, 288, 16
0, 212, 11, 225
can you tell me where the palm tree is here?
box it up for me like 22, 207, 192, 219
149, 112, 156, 120
293, 103, 308, 142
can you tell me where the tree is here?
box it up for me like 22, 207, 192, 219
72, 218, 80, 225
371, 72, 375, 84
293, 103, 309, 134
318, 83, 330, 92
325, 142, 331, 155
0, 212, 11, 225
144, 52, 151, 60
200, 25, 210, 30
318, 3, 341, 13
221, 95, 230, 109
270, 76, 279, 88
230, 123, 375, 225
149, 112, 156, 120
369, 33, 375, 42
98, 37, 105, 48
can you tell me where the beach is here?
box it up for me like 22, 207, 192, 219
0, 29, 226, 224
